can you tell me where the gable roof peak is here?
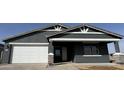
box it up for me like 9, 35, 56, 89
47, 23, 70, 28
48, 23, 124, 39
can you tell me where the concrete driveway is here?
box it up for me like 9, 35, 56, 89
0, 63, 78, 70
0, 63, 124, 70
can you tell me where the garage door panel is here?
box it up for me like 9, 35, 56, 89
12, 46, 48, 63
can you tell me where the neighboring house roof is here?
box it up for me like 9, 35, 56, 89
48, 24, 124, 39
3, 23, 70, 42
3, 23, 124, 42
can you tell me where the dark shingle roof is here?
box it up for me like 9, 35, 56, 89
3, 23, 124, 42
48, 24, 124, 39
3, 23, 70, 41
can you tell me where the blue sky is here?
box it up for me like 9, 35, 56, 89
0, 23, 123, 53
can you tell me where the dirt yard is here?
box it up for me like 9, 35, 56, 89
76, 65, 124, 70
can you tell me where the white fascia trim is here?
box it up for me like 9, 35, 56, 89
67, 32, 104, 34
83, 55, 102, 57
45, 29, 62, 31
9, 43, 49, 45
50, 38, 120, 42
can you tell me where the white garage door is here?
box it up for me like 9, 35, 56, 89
12, 45, 48, 63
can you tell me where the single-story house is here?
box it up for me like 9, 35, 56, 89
1, 24, 123, 64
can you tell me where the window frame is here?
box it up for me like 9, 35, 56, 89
83, 45, 100, 55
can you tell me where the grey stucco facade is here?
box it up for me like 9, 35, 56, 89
1, 24, 123, 64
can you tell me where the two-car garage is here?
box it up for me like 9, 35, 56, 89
11, 44, 48, 63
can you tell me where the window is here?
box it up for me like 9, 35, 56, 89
55, 49, 61, 56
84, 45, 99, 55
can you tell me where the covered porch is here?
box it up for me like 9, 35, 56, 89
48, 38, 121, 64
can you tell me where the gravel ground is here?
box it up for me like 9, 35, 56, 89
0, 63, 124, 70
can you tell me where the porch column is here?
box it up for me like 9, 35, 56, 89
114, 41, 120, 53
48, 41, 54, 65
113, 41, 122, 63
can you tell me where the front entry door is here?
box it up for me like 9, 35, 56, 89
54, 47, 62, 62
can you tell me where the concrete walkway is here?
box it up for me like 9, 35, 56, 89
75, 63, 117, 66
